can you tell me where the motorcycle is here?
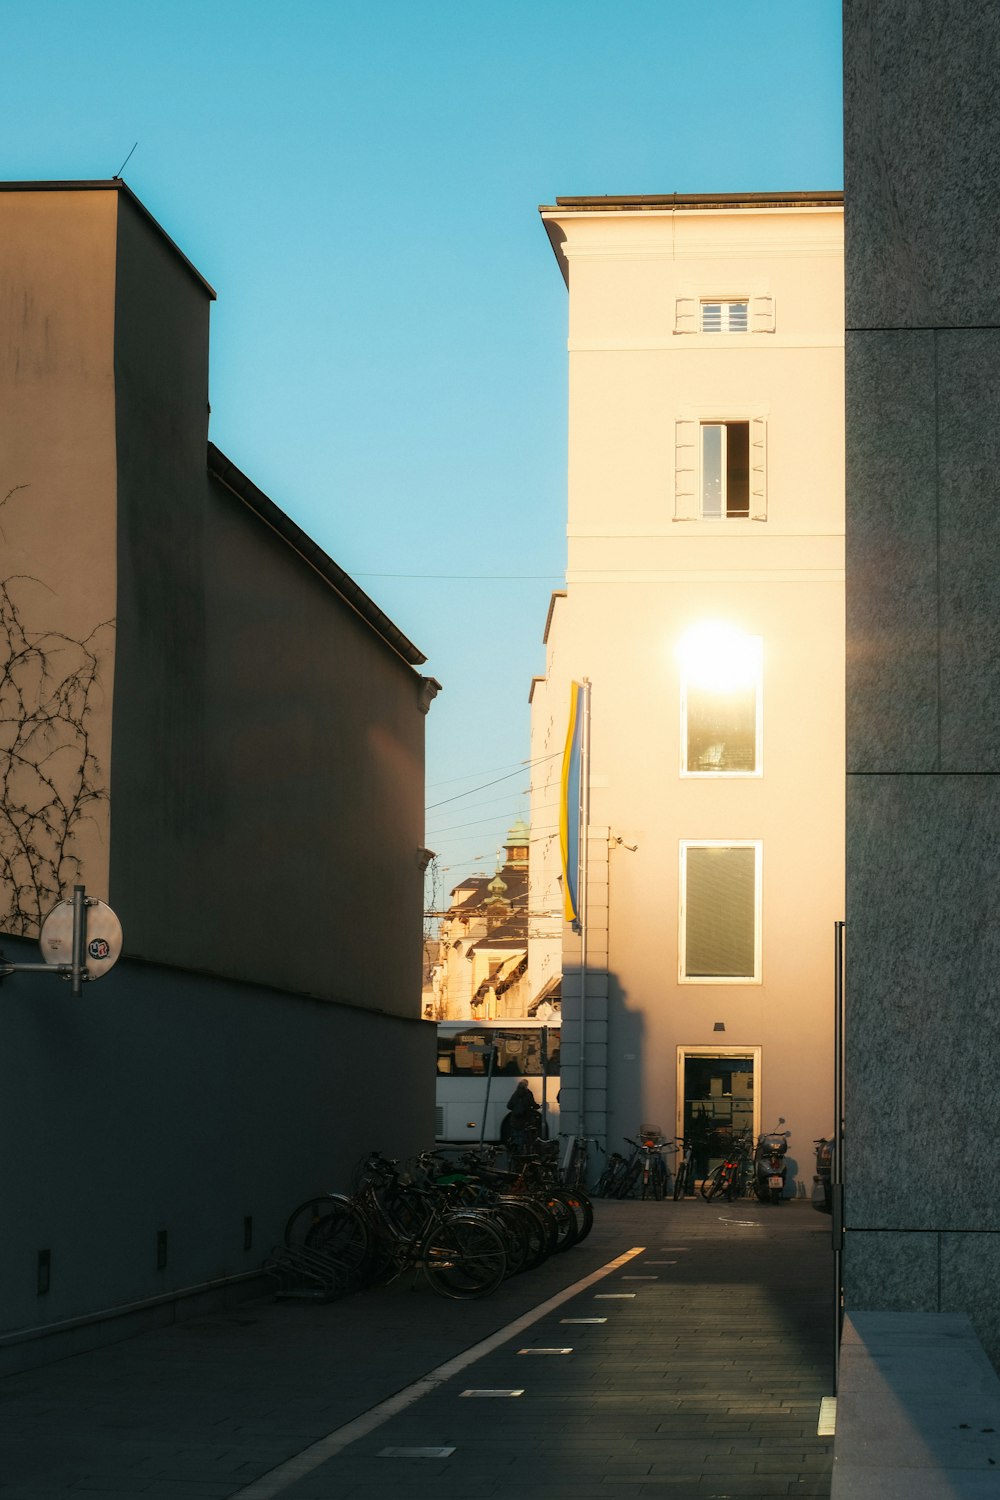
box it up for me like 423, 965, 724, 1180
753, 1120, 789, 1204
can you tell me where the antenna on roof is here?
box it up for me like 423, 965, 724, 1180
114, 142, 138, 179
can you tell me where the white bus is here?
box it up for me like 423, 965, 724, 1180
435, 1020, 561, 1145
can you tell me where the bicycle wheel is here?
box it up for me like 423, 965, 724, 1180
499, 1198, 549, 1270
650, 1155, 668, 1201
558, 1186, 594, 1243
594, 1162, 619, 1198
283, 1196, 370, 1286
541, 1190, 579, 1251
673, 1160, 687, 1201
421, 1212, 507, 1299
700, 1165, 726, 1202
486, 1202, 529, 1274
617, 1159, 642, 1199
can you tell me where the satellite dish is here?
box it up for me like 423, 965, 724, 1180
39, 899, 123, 980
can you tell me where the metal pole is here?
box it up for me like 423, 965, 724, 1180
577, 679, 592, 1139
479, 1042, 496, 1147
833, 918, 846, 1394
540, 1023, 549, 1138
71, 885, 88, 998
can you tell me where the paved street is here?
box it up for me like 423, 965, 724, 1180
0, 1198, 836, 1500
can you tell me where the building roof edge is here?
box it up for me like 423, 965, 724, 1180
206, 443, 427, 668
540, 190, 844, 213
0, 179, 218, 299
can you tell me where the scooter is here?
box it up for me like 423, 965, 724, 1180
753, 1120, 789, 1204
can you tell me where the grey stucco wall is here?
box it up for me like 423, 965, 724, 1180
843, 0, 1000, 1370
0, 933, 435, 1348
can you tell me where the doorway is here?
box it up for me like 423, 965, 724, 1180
676, 1046, 761, 1177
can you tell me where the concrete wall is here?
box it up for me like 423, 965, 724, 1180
110, 194, 427, 1017
0, 187, 118, 922
0, 931, 434, 1355
533, 201, 844, 1165
843, 1, 1000, 1370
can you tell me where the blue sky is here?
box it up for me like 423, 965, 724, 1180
4, 1, 843, 900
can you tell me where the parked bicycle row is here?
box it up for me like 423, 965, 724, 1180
266, 1143, 593, 1303
561, 1120, 795, 1203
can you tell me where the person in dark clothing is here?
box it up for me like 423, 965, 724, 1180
504, 1079, 540, 1157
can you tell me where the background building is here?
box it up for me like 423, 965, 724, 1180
531, 193, 845, 1179
426, 822, 537, 1021
0, 181, 436, 1369
843, 2, 1000, 1369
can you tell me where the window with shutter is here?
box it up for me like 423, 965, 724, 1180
675, 295, 775, 333
674, 419, 767, 521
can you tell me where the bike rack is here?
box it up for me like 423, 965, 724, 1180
263, 1244, 356, 1302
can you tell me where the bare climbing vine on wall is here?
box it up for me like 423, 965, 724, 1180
0, 485, 114, 936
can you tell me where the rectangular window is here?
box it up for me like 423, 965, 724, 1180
702, 422, 749, 518
700, 300, 748, 333
684, 681, 759, 774
675, 295, 774, 335
674, 417, 767, 521
681, 633, 762, 776
680, 841, 762, 983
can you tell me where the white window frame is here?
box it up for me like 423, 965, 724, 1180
701, 420, 750, 519
679, 839, 763, 985
680, 637, 763, 778
674, 415, 767, 522
700, 299, 749, 333
675, 1045, 762, 1145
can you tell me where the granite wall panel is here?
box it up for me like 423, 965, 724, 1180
936, 330, 1000, 770
941, 1234, 1000, 1372
845, 331, 938, 773
845, 1233, 1000, 1374
843, 1230, 939, 1315
846, 774, 1000, 1231
844, 0, 1000, 330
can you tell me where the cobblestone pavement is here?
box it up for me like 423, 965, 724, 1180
0, 1198, 836, 1500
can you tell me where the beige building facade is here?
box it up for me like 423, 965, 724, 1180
531, 194, 845, 1184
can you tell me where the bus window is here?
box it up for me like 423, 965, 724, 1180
436, 1028, 560, 1078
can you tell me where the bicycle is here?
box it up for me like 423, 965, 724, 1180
672, 1136, 697, 1200
283, 1152, 509, 1299
620, 1132, 673, 1200
594, 1148, 630, 1198
699, 1129, 754, 1202
561, 1134, 603, 1192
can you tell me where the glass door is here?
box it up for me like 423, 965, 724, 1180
676, 1046, 760, 1177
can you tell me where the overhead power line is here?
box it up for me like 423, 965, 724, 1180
425, 751, 561, 811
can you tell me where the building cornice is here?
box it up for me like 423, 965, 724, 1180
539, 190, 844, 286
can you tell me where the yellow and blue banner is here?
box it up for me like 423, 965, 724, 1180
559, 681, 586, 925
